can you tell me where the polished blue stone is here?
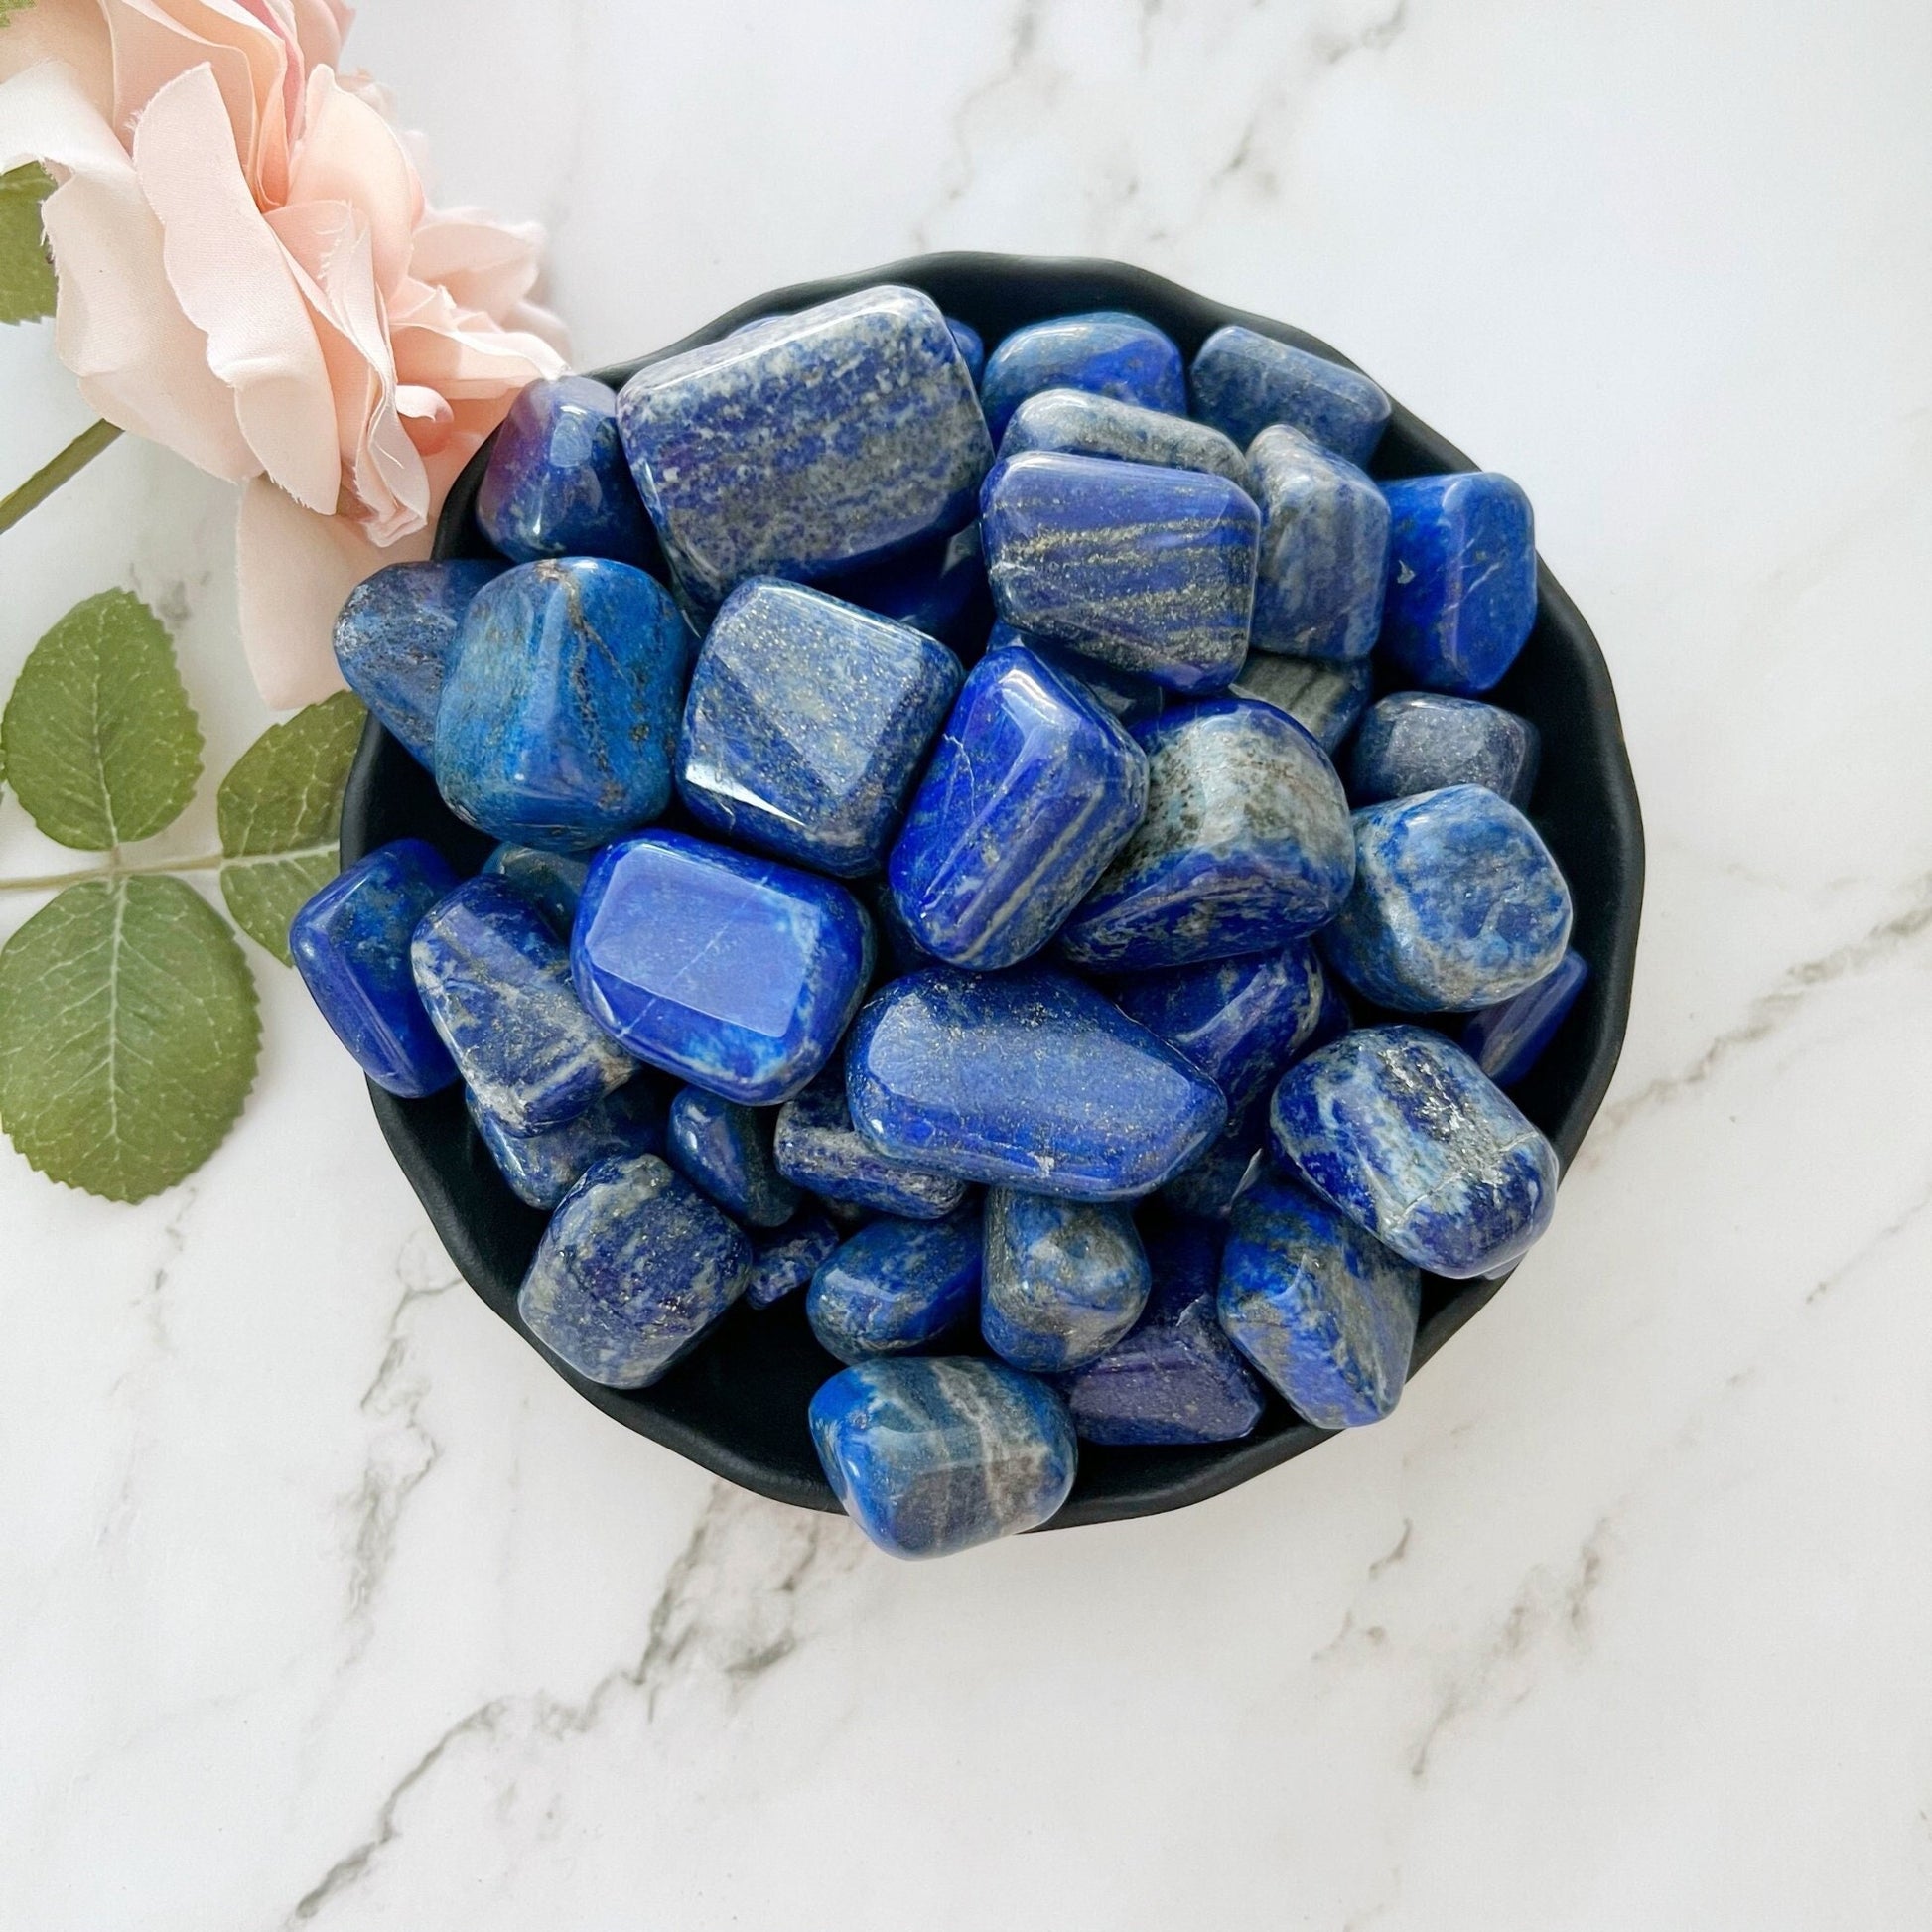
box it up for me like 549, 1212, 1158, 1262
1379, 473, 1538, 695
617, 285, 993, 607
772, 1067, 969, 1218
746, 1205, 842, 1310
981, 451, 1259, 694
332, 560, 503, 767
981, 1189, 1150, 1374
290, 839, 461, 1097
1154, 1096, 1269, 1221
665, 1085, 801, 1228
947, 317, 985, 385
1188, 324, 1391, 466
469, 1076, 666, 1210
999, 387, 1249, 488
1461, 948, 1588, 1088
979, 310, 1185, 441
806, 1208, 983, 1364
482, 843, 590, 936
1218, 1170, 1422, 1428
1320, 785, 1573, 1011
676, 579, 961, 877
1058, 1218, 1265, 1445
1060, 698, 1355, 970
434, 558, 688, 852
412, 876, 634, 1132
518, 1153, 751, 1388
809, 1357, 1077, 1559
476, 375, 657, 568
819, 522, 987, 649
887, 643, 1149, 970
1349, 692, 1541, 807
1247, 426, 1389, 661
572, 830, 873, 1105
1230, 649, 1372, 754
846, 967, 1226, 1200
1270, 1025, 1559, 1278
986, 622, 1165, 724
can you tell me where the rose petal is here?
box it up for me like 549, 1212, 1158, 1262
288, 64, 420, 293
0, 4, 113, 104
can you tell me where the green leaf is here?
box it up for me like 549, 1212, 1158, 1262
0, 876, 260, 1202
0, 160, 56, 326
217, 690, 364, 964
1, 589, 203, 850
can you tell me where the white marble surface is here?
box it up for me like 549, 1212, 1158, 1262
2, 2, 1930, 1924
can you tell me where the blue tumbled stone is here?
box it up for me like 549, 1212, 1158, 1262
1230, 649, 1373, 754
947, 317, 986, 385
1349, 691, 1541, 807
1270, 1025, 1558, 1278
1379, 473, 1538, 695
986, 621, 1165, 724
1246, 426, 1389, 661
1320, 785, 1573, 1011
1060, 698, 1355, 971
1461, 948, 1588, 1088
483, 843, 591, 936
1154, 1097, 1269, 1222
999, 386, 1249, 488
887, 642, 1149, 970
806, 1208, 983, 1364
981, 1189, 1151, 1374
290, 838, 461, 1097
846, 967, 1226, 1200
980, 310, 1185, 441
819, 521, 987, 649
571, 830, 873, 1105
746, 1205, 842, 1310
468, 1077, 666, 1210
518, 1153, 752, 1388
772, 1067, 969, 1219
1219, 1170, 1420, 1427
981, 450, 1259, 694
809, 1356, 1077, 1559
665, 1085, 801, 1228
1188, 325, 1391, 467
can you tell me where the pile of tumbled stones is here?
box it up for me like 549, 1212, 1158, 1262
295, 287, 1587, 1561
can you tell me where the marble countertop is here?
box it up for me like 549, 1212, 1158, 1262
4, 2, 1929, 1925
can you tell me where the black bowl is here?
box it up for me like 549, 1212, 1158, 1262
340, 253, 1644, 1529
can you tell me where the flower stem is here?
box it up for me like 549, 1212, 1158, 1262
0, 419, 123, 538
0, 851, 224, 894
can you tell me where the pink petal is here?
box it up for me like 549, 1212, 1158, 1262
287, 63, 420, 293
0, 5, 113, 104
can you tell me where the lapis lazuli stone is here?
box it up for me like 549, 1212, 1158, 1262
1155, 1097, 1269, 1222
820, 522, 987, 650
665, 1085, 801, 1228
981, 451, 1259, 694
469, 1077, 666, 1210
677, 579, 961, 877
979, 310, 1185, 441
291, 839, 461, 1096
1461, 948, 1588, 1088
518, 1153, 752, 1388
981, 1189, 1151, 1374
476, 375, 658, 568
1230, 649, 1372, 754
746, 1205, 841, 1310
1246, 426, 1389, 662
1270, 1025, 1559, 1278
617, 285, 993, 607
986, 622, 1165, 725
772, 1067, 968, 1219
333, 560, 503, 767
1380, 473, 1538, 695
809, 1356, 1077, 1558
806, 1208, 983, 1364
412, 876, 634, 1132
1188, 324, 1391, 467
434, 558, 688, 852
1349, 691, 1541, 807
947, 317, 986, 386
999, 387, 1250, 489
483, 843, 591, 937
1058, 1218, 1265, 1445
888, 642, 1149, 971
572, 830, 873, 1105
846, 967, 1226, 1200
1060, 698, 1355, 970
1218, 1170, 1422, 1429
1320, 785, 1573, 1011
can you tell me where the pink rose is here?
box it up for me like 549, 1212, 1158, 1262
0, 2, 570, 706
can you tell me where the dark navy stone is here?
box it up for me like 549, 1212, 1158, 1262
434, 558, 688, 852
411, 876, 633, 1132
1320, 785, 1573, 1011
861, 876, 943, 979
332, 560, 503, 767
947, 317, 986, 385
773, 1067, 969, 1219
290, 839, 460, 1097
986, 622, 1165, 724
981, 1189, 1150, 1374
1349, 691, 1541, 807
676, 579, 961, 877
468, 1077, 666, 1210
818, 522, 987, 649
1379, 473, 1538, 694
1461, 948, 1589, 1088
483, 843, 590, 936
746, 1205, 841, 1310
517, 1153, 751, 1388
1218, 1170, 1422, 1429
1246, 426, 1388, 661
845, 967, 1226, 1200
1230, 649, 1372, 754
809, 1357, 1077, 1559
979, 310, 1185, 441
1155, 1097, 1269, 1222
665, 1085, 801, 1228
572, 830, 873, 1105
1188, 324, 1391, 466
475, 375, 657, 568
887, 643, 1149, 970
806, 1208, 983, 1364
1270, 1025, 1559, 1278
999, 387, 1249, 488
981, 450, 1258, 694
1060, 698, 1355, 970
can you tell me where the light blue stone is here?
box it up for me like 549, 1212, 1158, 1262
818, 522, 986, 649
665, 1085, 801, 1227
981, 450, 1259, 694
1188, 324, 1391, 466
1349, 691, 1541, 807
676, 579, 961, 877
979, 310, 1185, 440
947, 317, 986, 385
887, 642, 1149, 970
772, 1067, 969, 1219
468, 1077, 666, 1210
986, 621, 1165, 725
482, 843, 590, 936
1320, 785, 1573, 1011
746, 1206, 841, 1310
999, 386, 1249, 488
845, 967, 1226, 1200
806, 1208, 983, 1364
1230, 649, 1373, 754
571, 830, 874, 1105
517, 1153, 752, 1388
1246, 426, 1389, 661
981, 1189, 1151, 1374
1218, 1170, 1421, 1428
809, 1356, 1077, 1559
1461, 948, 1588, 1088
434, 558, 688, 852
1059, 698, 1355, 970
1270, 1025, 1558, 1278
